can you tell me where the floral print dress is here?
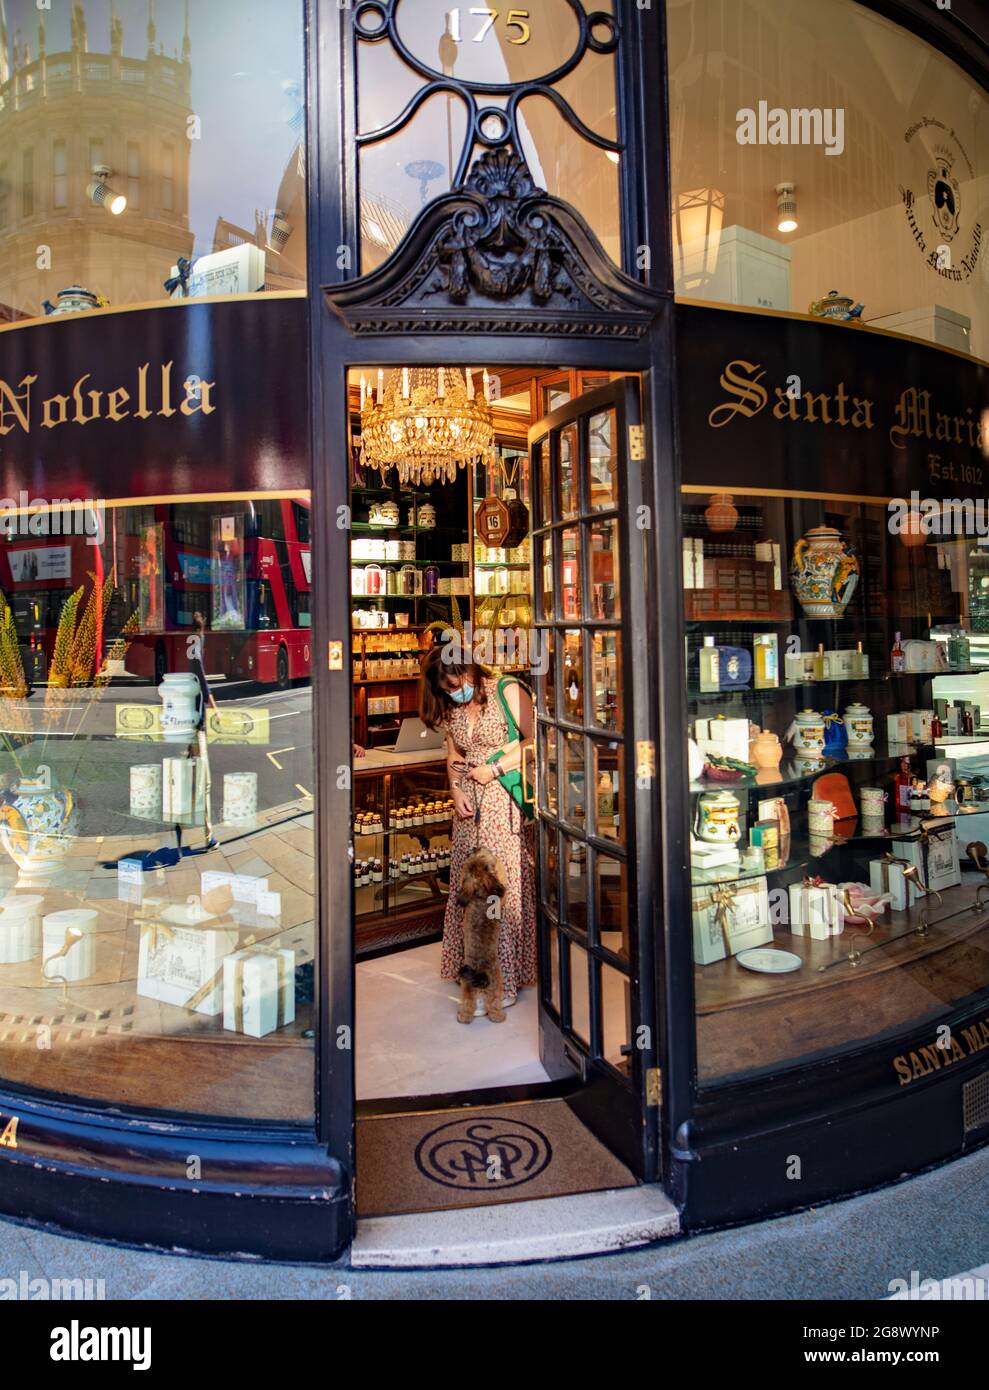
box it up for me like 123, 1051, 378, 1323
440, 677, 537, 995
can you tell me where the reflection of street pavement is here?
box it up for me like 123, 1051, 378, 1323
0, 687, 315, 838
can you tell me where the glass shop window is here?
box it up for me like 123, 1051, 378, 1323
126, 141, 141, 212
0, 163, 8, 231
668, 0, 989, 362
52, 140, 68, 210
20, 148, 34, 218
355, 0, 621, 272
0, 492, 316, 1122
683, 482, 989, 1088
0, 1, 307, 321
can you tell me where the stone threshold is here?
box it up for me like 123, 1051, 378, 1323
350, 1184, 680, 1269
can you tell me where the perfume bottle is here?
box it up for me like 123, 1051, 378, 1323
855, 640, 870, 677
816, 643, 826, 680
895, 757, 913, 813
891, 631, 905, 674
699, 635, 720, 693
753, 633, 779, 689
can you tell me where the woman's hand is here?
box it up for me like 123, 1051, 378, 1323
452, 786, 475, 819
467, 763, 497, 786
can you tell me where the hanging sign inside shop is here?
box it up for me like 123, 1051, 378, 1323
677, 302, 989, 502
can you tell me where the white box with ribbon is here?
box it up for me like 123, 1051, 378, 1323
137, 904, 239, 1015
223, 946, 296, 1038
691, 877, 772, 965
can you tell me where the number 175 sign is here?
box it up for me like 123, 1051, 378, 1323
446, 7, 531, 44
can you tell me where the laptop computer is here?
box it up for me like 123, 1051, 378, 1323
390, 715, 446, 754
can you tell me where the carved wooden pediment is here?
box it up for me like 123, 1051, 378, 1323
324, 152, 663, 339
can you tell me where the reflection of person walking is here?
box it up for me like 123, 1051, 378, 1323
420, 648, 536, 1004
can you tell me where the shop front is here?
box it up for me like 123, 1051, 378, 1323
0, 0, 986, 1262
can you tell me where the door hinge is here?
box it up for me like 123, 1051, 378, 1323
327, 640, 344, 671
628, 424, 646, 461
635, 739, 656, 784
646, 1067, 662, 1107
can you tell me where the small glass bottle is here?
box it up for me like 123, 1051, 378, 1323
891, 631, 905, 674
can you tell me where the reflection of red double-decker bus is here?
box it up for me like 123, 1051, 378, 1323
0, 497, 311, 689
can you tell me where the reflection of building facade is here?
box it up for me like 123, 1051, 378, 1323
0, 0, 193, 317
211, 142, 307, 291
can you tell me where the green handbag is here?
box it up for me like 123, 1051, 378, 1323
487, 676, 535, 821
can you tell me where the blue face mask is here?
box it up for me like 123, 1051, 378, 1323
449, 683, 475, 705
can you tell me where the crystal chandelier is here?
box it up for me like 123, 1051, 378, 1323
359, 367, 495, 487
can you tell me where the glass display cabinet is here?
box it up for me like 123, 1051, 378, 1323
683, 490, 989, 1085
353, 754, 453, 955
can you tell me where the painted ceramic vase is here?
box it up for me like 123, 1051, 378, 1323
844, 702, 874, 748
42, 285, 103, 315
808, 290, 864, 322
693, 790, 741, 844
0, 766, 78, 886
748, 727, 783, 770
786, 709, 826, 754
157, 672, 203, 743
790, 526, 860, 619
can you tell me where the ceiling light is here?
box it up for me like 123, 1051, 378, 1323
88, 165, 127, 216
776, 182, 797, 233
269, 211, 293, 252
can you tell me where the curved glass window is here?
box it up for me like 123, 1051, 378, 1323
0, 0, 306, 323
668, 0, 989, 362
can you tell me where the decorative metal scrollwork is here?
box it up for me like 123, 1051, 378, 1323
353, 0, 621, 187
329, 6, 663, 339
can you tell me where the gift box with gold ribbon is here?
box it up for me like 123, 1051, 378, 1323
137, 902, 239, 1016
691, 876, 772, 965
869, 853, 920, 911
788, 877, 840, 939
222, 946, 296, 1038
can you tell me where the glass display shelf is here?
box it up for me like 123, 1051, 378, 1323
689, 745, 932, 796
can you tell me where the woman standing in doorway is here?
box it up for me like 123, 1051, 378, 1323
420, 645, 537, 1008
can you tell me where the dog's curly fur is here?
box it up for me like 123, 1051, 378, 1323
455, 847, 507, 1024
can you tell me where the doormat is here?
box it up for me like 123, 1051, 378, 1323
356, 1101, 636, 1217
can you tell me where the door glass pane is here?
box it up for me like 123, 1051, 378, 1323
568, 939, 591, 1047
536, 439, 552, 531
540, 821, 559, 919
543, 384, 571, 415
548, 923, 561, 1013
592, 741, 624, 845
541, 629, 557, 721
561, 529, 581, 620
560, 424, 579, 519
561, 630, 584, 723
538, 723, 559, 817
562, 834, 589, 934
590, 518, 621, 620
538, 533, 555, 620
596, 853, 630, 962
588, 410, 619, 511
602, 961, 632, 1075
561, 734, 586, 831
591, 631, 623, 733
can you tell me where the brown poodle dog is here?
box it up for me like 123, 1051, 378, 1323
455, 847, 507, 1024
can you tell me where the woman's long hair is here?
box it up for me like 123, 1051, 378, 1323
419, 640, 491, 730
